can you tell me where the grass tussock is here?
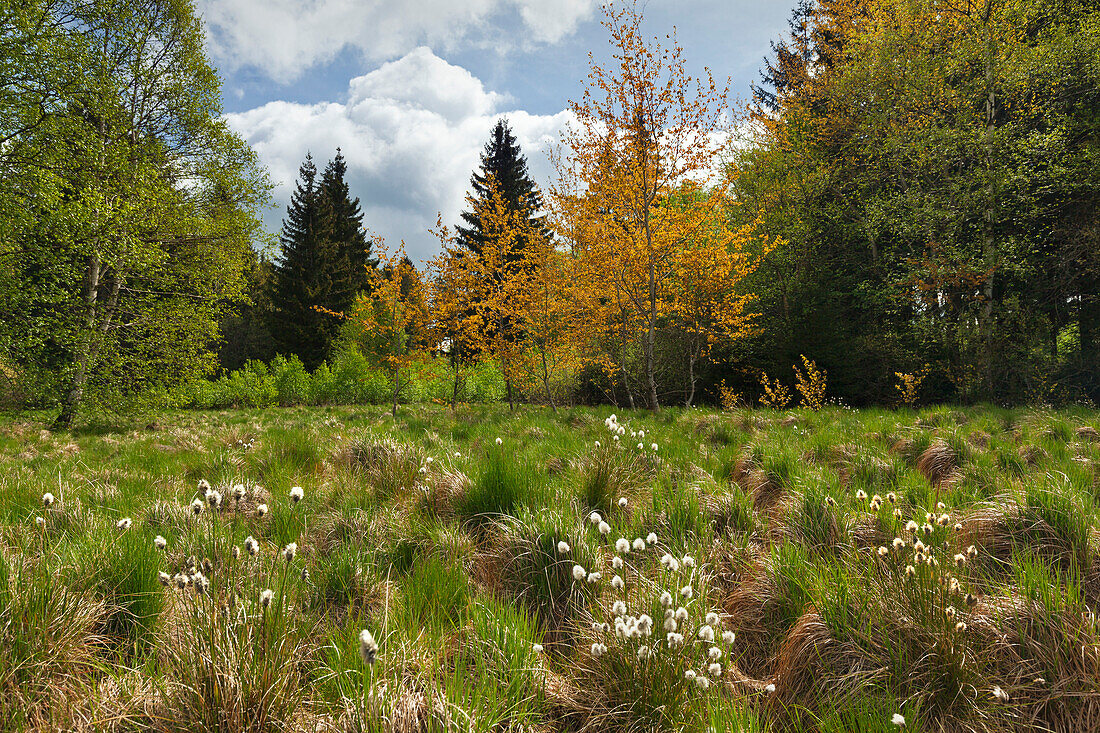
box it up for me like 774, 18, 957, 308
2, 403, 1099, 732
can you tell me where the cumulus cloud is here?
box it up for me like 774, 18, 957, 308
197, 0, 596, 83
225, 48, 571, 262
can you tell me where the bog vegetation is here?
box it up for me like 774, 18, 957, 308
2, 404, 1100, 731
3, 2, 1100, 732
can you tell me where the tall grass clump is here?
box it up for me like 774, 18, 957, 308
0, 553, 106, 729
458, 444, 537, 528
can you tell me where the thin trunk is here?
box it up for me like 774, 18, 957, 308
618, 307, 635, 409
505, 377, 514, 410
451, 357, 460, 412
685, 337, 699, 408
392, 366, 400, 416
55, 259, 121, 429
539, 345, 556, 412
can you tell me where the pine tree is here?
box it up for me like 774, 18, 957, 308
456, 119, 547, 258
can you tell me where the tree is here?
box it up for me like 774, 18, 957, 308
456, 119, 548, 258
433, 174, 543, 410
267, 151, 378, 369
319, 149, 378, 302
0, 0, 271, 427
551, 1, 739, 411
326, 242, 429, 416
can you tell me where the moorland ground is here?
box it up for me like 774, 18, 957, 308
2, 403, 1099, 732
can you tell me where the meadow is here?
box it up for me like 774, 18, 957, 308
1, 403, 1099, 732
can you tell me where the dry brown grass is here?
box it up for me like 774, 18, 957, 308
917, 438, 958, 486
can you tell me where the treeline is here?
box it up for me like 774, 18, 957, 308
4, 0, 1099, 421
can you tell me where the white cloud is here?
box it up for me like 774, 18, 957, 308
225, 49, 571, 262
197, 0, 596, 83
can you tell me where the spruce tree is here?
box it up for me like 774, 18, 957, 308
320, 149, 377, 301
267, 151, 378, 369
267, 154, 339, 368
456, 119, 547, 257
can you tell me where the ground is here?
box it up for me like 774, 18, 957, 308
2, 403, 1099, 732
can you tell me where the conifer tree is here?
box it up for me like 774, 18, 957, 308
268, 154, 339, 368
320, 149, 377, 300
268, 151, 377, 369
456, 119, 547, 258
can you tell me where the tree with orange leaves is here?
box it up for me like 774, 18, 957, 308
431, 173, 564, 410
551, 1, 754, 411
321, 241, 429, 416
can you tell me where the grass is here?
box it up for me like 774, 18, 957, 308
0, 402, 1098, 731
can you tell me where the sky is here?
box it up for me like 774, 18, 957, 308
198, 0, 796, 263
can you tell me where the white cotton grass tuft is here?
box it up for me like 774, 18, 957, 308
42, 492, 55, 508
245, 535, 260, 556
659, 591, 673, 608
660, 553, 680, 572
557, 541, 570, 555
675, 606, 689, 622
35, 516, 45, 528
722, 630, 735, 645
632, 537, 646, 552
572, 565, 587, 582
289, 486, 304, 503
615, 538, 630, 554
191, 499, 204, 516
158, 571, 170, 586
495, 437, 503, 445
618, 497, 628, 508
708, 662, 722, 677
359, 629, 378, 665
207, 490, 222, 508
664, 616, 677, 632
260, 588, 274, 608
589, 511, 602, 525
992, 685, 1009, 702
636, 645, 652, 662
612, 575, 624, 590
256, 503, 268, 517
666, 631, 684, 647
612, 600, 627, 616
532, 643, 543, 653
708, 646, 722, 660
116, 517, 132, 531
682, 555, 696, 568
612, 555, 624, 569
680, 585, 693, 599
587, 571, 601, 583
646, 532, 657, 545
697, 624, 715, 642
598, 521, 611, 536
892, 712, 906, 727
684, 669, 696, 681
283, 542, 297, 562
705, 611, 719, 626
154, 535, 167, 550
591, 642, 607, 657
765, 683, 776, 694
232, 483, 246, 500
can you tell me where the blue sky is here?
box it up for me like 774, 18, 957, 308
198, 0, 795, 261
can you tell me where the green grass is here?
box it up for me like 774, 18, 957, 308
0, 403, 1098, 732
